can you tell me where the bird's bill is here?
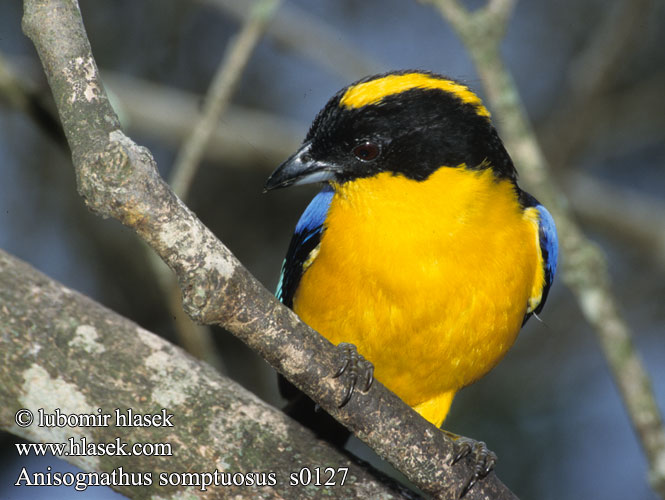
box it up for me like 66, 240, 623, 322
264, 142, 337, 191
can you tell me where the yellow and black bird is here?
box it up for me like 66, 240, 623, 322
265, 70, 558, 491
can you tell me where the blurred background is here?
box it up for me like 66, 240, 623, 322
1, 0, 664, 498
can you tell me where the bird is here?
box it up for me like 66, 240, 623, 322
264, 70, 558, 494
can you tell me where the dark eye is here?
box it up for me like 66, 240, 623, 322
352, 141, 380, 162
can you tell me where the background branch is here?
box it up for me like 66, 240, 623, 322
540, 0, 653, 170
562, 171, 665, 270
198, 0, 386, 79
422, 0, 665, 496
104, 71, 300, 165
19, 0, 517, 498
170, 0, 279, 200
0, 50, 66, 147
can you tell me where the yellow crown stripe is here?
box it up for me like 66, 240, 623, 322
340, 73, 490, 118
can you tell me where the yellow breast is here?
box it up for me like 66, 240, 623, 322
293, 166, 543, 427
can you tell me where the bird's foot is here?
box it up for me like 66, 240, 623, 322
443, 430, 497, 497
332, 342, 374, 407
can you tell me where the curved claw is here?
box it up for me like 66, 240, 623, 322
362, 360, 374, 391
446, 434, 497, 498
338, 375, 357, 408
333, 355, 350, 378
451, 439, 473, 465
459, 474, 478, 499
332, 342, 374, 408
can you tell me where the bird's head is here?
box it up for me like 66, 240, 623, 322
265, 70, 516, 191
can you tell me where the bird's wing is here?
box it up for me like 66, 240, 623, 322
520, 192, 559, 324
276, 185, 341, 414
277, 185, 334, 308
534, 203, 558, 314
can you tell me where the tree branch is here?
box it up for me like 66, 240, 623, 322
20, 0, 516, 498
422, 0, 665, 497
0, 249, 411, 499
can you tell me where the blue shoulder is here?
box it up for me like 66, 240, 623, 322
295, 185, 334, 235
276, 185, 334, 307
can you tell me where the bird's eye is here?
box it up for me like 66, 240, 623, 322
352, 141, 380, 162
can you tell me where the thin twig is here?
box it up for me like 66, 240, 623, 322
0, 50, 66, 147
423, 0, 665, 496
563, 171, 665, 269
103, 71, 301, 165
199, 0, 386, 80
170, 0, 280, 200
540, 0, 653, 170
0, 51, 31, 108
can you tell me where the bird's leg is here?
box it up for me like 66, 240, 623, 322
332, 342, 374, 408
442, 429, 497, 497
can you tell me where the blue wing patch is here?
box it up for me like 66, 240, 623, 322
534, 203, 558, 315
520, 191, 558, 324
276, 185, 334, 307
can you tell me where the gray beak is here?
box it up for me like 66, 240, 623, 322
264, 142, 337, 191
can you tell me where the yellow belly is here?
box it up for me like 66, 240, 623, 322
293, 167, 542, 427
